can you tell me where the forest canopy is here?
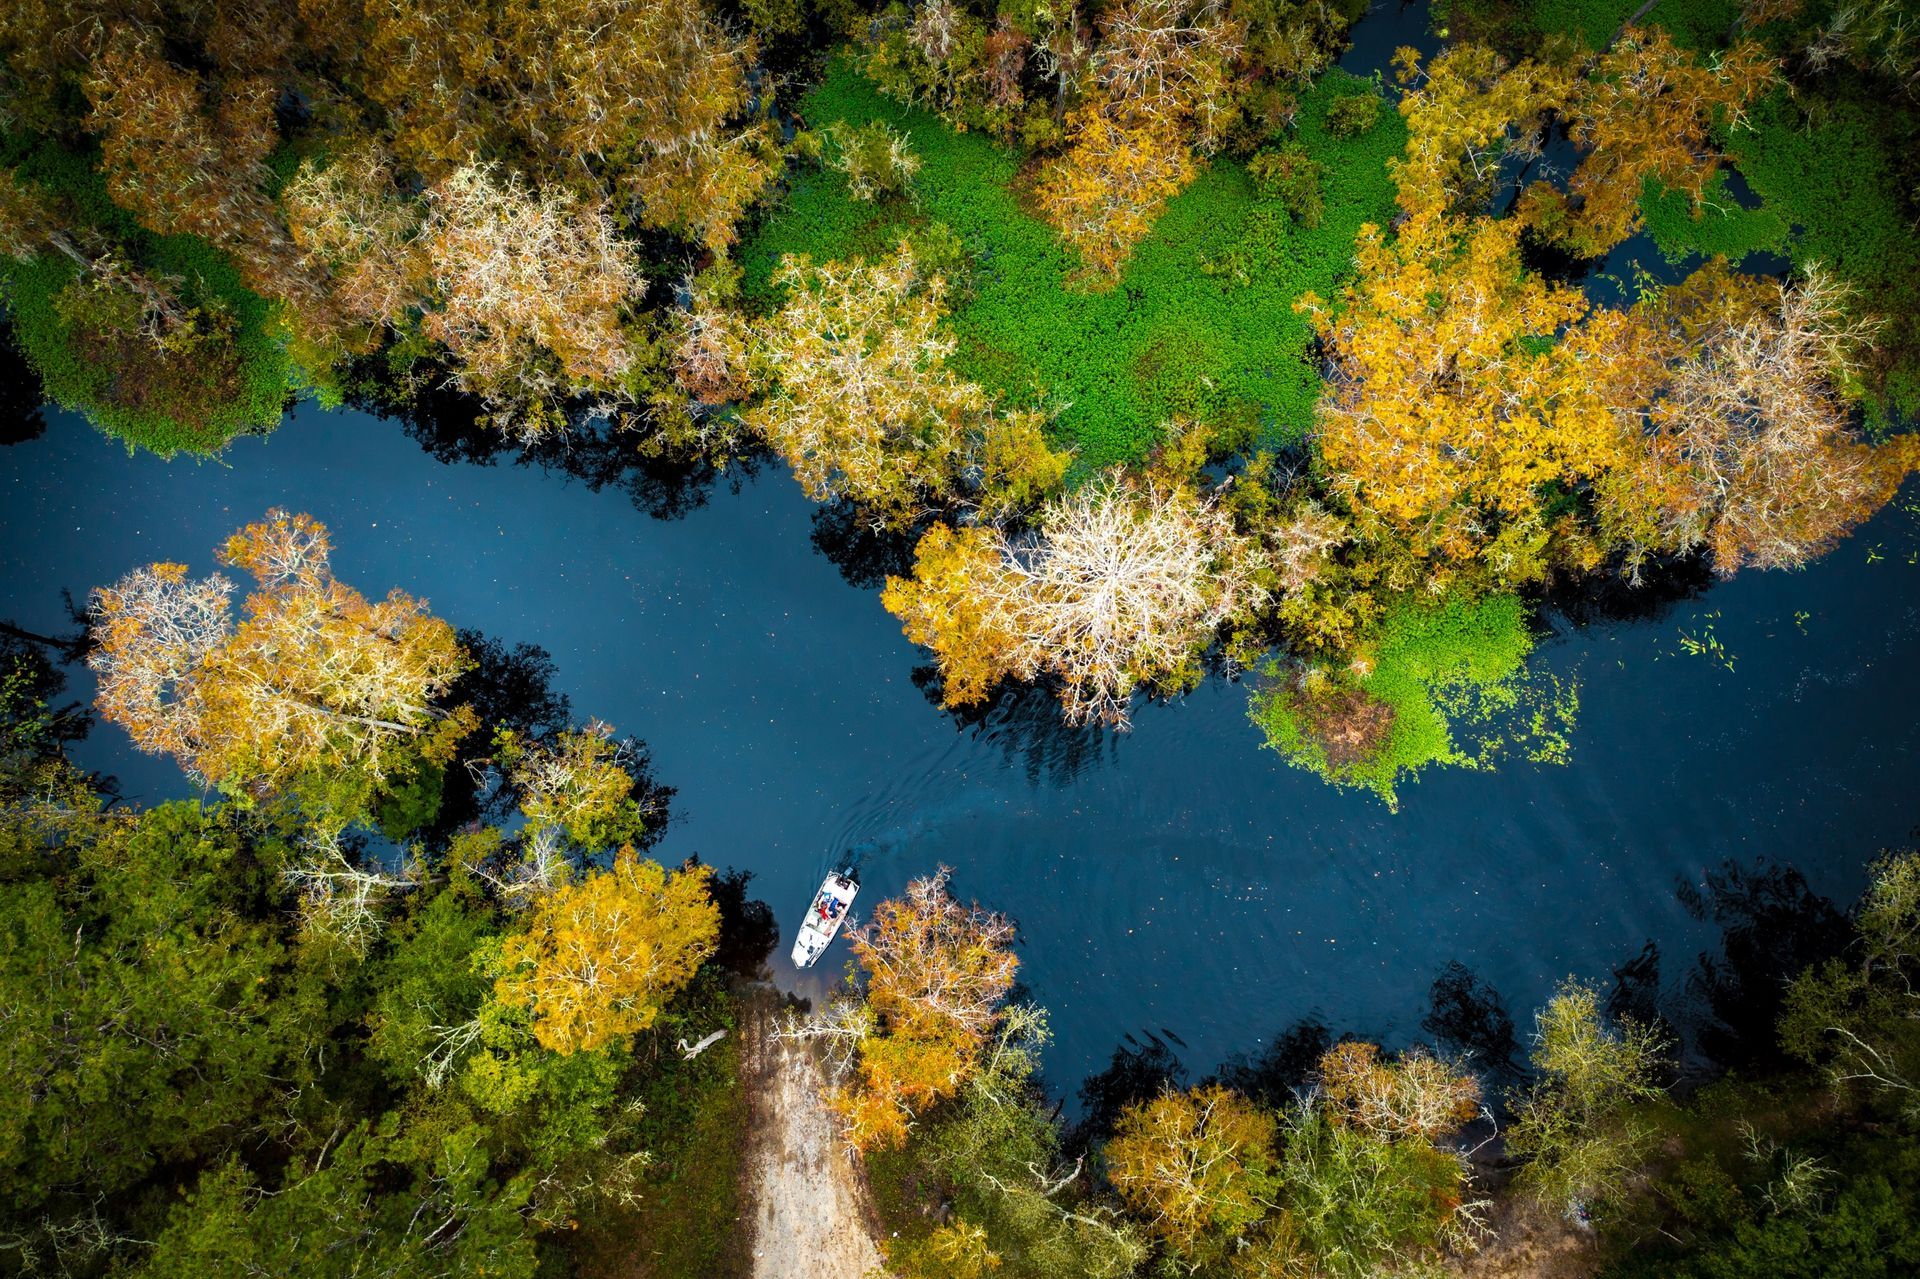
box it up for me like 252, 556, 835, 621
2, 0, 1917, 797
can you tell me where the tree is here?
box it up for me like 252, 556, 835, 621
919, 1005, 1151, 1277
1521, 30, 1776, 259
420, 164, 647, 439
88, 510, 475, 816
824, 120, 924, 202
282, 142, 424, 343
1106, 1084, 1277, 1260
81, 31, 314, 307
1035, 107, 1197, 284
1033, 0, 1242, 281
1272, 1103, 1483, 1278
885, 471, 1257, 727
1299, 209, 1655, 580
0, 802, 321, 1222
344, 0, 771, 248
1597, 264, 1920, 577
490, 852, 719, 1055
1315, 1041, 1481, 1142
749, 244, 988, 527
1089, 0, 1245, 152
1389, 43, 1575, 219
500, 720, 655, 852
1507, 979, 1669, 1213
824, 867, 1019, 1149
1780, 850, 1920, 1102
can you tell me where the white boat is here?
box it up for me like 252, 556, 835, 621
791, 871, 858, 968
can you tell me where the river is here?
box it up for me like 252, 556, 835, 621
4, 398, 1917, 1094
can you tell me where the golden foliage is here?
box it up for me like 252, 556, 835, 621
828, 867, 1018, 1149
1302, 212, 1653, 578
1390, 43, 1575, 219
1107, 1084, 1278, 1254
749, 244, 987, 526
81, 32, 315, 306
1599, 263, 1920, 576
1036, 106, 1197, 285
351, 0, 766, 244
884, 472, 1257, 726
1032, 0, 1243, 280
283, 143, 424, 338
492, 853, 719, 1054
88, 510, 473, 807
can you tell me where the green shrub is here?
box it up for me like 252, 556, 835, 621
0, 135, 289, 456
1251, 592, 1546, 806
1325, 91, 1381, 139
1247, 143, 1326, 226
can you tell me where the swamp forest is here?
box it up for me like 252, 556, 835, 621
3, 0, 1920, 1276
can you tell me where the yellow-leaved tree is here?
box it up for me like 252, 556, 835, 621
88, 510, 474, 814
1034, 0, 1243, 281
825, 867, 1018, 1149
1299, 210, 1657, 580
491, 853, 719, 1054
419, 163, 648, 439
1389, 42, 1575, 219
1106, 1084, 1278, 1260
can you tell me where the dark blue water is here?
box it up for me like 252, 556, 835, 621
4, 402, 1918, 1092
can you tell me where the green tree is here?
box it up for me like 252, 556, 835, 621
1508, 979, 1669, 1213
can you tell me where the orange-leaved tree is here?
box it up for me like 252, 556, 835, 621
88, 510, 474, 813
1520, 28, 1775, 259
490, 852, 719, 1054
1106, 1084, 1278, 1259
829, 867, 1019, 1149
1315, 1041, 1482, 1142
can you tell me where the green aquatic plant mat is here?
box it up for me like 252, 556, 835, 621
742, 58, 1405, 471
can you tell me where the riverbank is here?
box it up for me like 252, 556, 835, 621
739, 986, 887, 1279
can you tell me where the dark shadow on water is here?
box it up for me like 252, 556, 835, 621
369, 380, 764, 522
1422, 961, 1524, 1082
1605, 939, 1684, 1087
808, 500, 923, 591
911, 664, 1117, 788
700, 864, 781, 979
1068, 1031, 1189, 1152
1210, 1017, 1335, 1109
0, 625, 117, 800
0, 324, 48, 447
1517, 224, 1598, 287
413, 626, 675, 852
1542, 552, 1717, 630
1677, 859, 1851, 1072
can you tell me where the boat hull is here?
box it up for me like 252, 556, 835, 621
792, 872, 859, 968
